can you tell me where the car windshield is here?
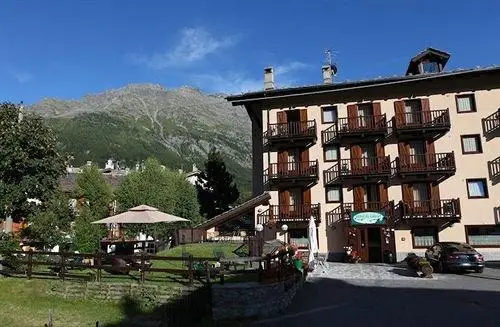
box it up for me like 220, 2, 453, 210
444, 243, 475, 253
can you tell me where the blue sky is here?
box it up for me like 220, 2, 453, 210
1, 0, 500, 104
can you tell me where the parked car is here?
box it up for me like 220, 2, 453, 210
425, 242, 485, 273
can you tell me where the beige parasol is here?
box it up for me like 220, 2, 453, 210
91, 205, 190, 224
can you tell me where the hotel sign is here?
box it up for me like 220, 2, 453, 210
351, 211, 386, 225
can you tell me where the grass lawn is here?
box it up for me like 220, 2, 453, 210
0, 242, 247, 326
0, 279, 124, 327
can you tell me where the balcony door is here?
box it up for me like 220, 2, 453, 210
404, 100, 422, 125
361, 144, 376, 169
363, 185, 380, 210
413, 183, 430, 213
408, 140, 426, 167
357, 104, 373, 128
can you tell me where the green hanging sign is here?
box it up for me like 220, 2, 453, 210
351, 211, 386, 225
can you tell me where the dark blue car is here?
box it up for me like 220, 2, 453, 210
425, 242, 485, 273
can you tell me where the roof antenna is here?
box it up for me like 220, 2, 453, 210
322, 49, 338, 84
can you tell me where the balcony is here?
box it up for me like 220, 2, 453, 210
334, 114, 388, 143
482, 109, 500, 138
326, 201, 395, 227
324, 157, 391, 185
488, 156, 500, 183
391, 152, 456, 183
391, 109, 450, 140
321, 124, 339, 146
264, 160, 319, 188
394, 199, 461, 224
257, 204, 321, 225
263, 120, 317, 149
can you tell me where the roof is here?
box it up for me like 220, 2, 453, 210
59, 173, 125, 193
226, 66, 500, 105
406, 47, 451, 75
195, 192, 271, 230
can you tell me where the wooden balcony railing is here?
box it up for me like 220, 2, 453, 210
395, 199, 461, 220
324, 157, 391, 184
321, 124, 338, 145
489, 156, 500, 179
257, 204, 321, 224
263, 120, 317, 143
482, 109, 500, 135
326, 201, 395, 226
394, 109, 450, 130
336, 114, 387, 135
395, 152, 456, 174
264, 161, 319, 184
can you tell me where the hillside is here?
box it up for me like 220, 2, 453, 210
28, 84, 252, 196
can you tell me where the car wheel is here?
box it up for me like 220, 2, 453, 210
475, 267, 484, 273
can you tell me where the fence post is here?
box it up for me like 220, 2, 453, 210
204, 261, 211, 285
60, 252, 65, 281
188, 255, 194, 285
96, 250, 102, 282
27, 249, 33, 279
140, 251, 145, 284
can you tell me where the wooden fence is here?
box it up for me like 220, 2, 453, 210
0, 249, 298, 285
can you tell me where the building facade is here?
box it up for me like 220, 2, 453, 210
227, 48, 500, 262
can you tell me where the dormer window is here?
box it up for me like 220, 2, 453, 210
406, 48, 450, 76
422, 60, 440, 74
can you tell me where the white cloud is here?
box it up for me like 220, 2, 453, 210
12, 71, 34, 83
191, 61, 310, 94
131, 27, 236, 69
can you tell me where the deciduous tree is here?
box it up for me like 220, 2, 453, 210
0, 102, 65, 220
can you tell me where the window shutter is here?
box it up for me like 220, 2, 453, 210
278, 150, 288, 174
279, 190, 290, 215
394, 101, 406, 127
350, 145, 362, 173
402, 184, 414, 207
353, 186, 365, 211
430, 183, 441, 211
302, 188, 311, 205
277, 111, 287, 124
421, 98, 431, 123
372, 102, 382, 128
378, 183, 389, 208
347, 104, 359, 129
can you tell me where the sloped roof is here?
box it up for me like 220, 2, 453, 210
59, 173, 125, 192
195, 192, 271, 230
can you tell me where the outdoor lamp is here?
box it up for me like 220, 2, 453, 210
256, 224, 264, 232
281, 224, 288, 232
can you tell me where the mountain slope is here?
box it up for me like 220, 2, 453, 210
28, 84, 252, 195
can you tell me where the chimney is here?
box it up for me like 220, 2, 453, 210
322, 65, 334, 84
264, 67, 274, 90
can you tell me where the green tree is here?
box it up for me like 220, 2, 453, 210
115, 158, 201, 239
0, 102, 65, 220
76, 165, 113, 218
27, 191, 75, 248
72, 165, 112, 252
74, 206, 106, 253
196, 147, 239, 219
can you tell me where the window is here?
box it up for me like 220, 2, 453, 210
461, 134, 482, 154
363, 185, 379, 203
466, 179, 489, 198
322, 106, 337, 123
412, 227, 438, 248
289, 189, 301, 207
412, 183, 429, 202
409, 141, 425, 164
404, 100, 422, 124
324, 145, 339, 162
326, 186, 341, 203
422, 61, 439, 74
456, 94, 476, 113
357, 104, 373, 127
466, 225, 500, 247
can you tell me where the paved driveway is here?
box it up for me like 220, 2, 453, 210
248, 262, 500, 327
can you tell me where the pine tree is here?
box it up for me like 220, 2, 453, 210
196, 147, 240, 219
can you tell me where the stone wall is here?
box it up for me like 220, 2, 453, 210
211, 275, 304, 320
47, 281, 193, 305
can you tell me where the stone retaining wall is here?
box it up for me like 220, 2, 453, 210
47, 281, 193, 305
211, 275, 304, 320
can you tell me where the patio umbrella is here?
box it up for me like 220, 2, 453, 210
308, 216, 318, 267
91, 205, 190, 224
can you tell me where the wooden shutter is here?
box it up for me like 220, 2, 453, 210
394, 101, 406, 127
378, 183, 389, 208
353, 186, 365, 211
372, 102, 382, 128
421, 98, 431, 124
279, 190, 290, 216
430, 183, 441, 212
376, 142, 386, 171
300, 149, 309, 175
425, 140, 436, 168
402, 184, 413, 207
277, 111, 287, 123
398, 141, 409, 169
351, 145, 362, 173
299, 109, 308, 134
277, 150, 288, 174
347, 104, 359, 129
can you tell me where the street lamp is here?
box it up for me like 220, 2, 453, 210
281, 224, 289, 243
255, 224, 264, 256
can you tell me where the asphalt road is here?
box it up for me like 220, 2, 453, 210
247, 265, 500, 327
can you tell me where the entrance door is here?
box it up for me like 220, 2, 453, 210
357, 227, 383, 263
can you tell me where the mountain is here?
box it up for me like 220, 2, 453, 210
27, 84, 252, 196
